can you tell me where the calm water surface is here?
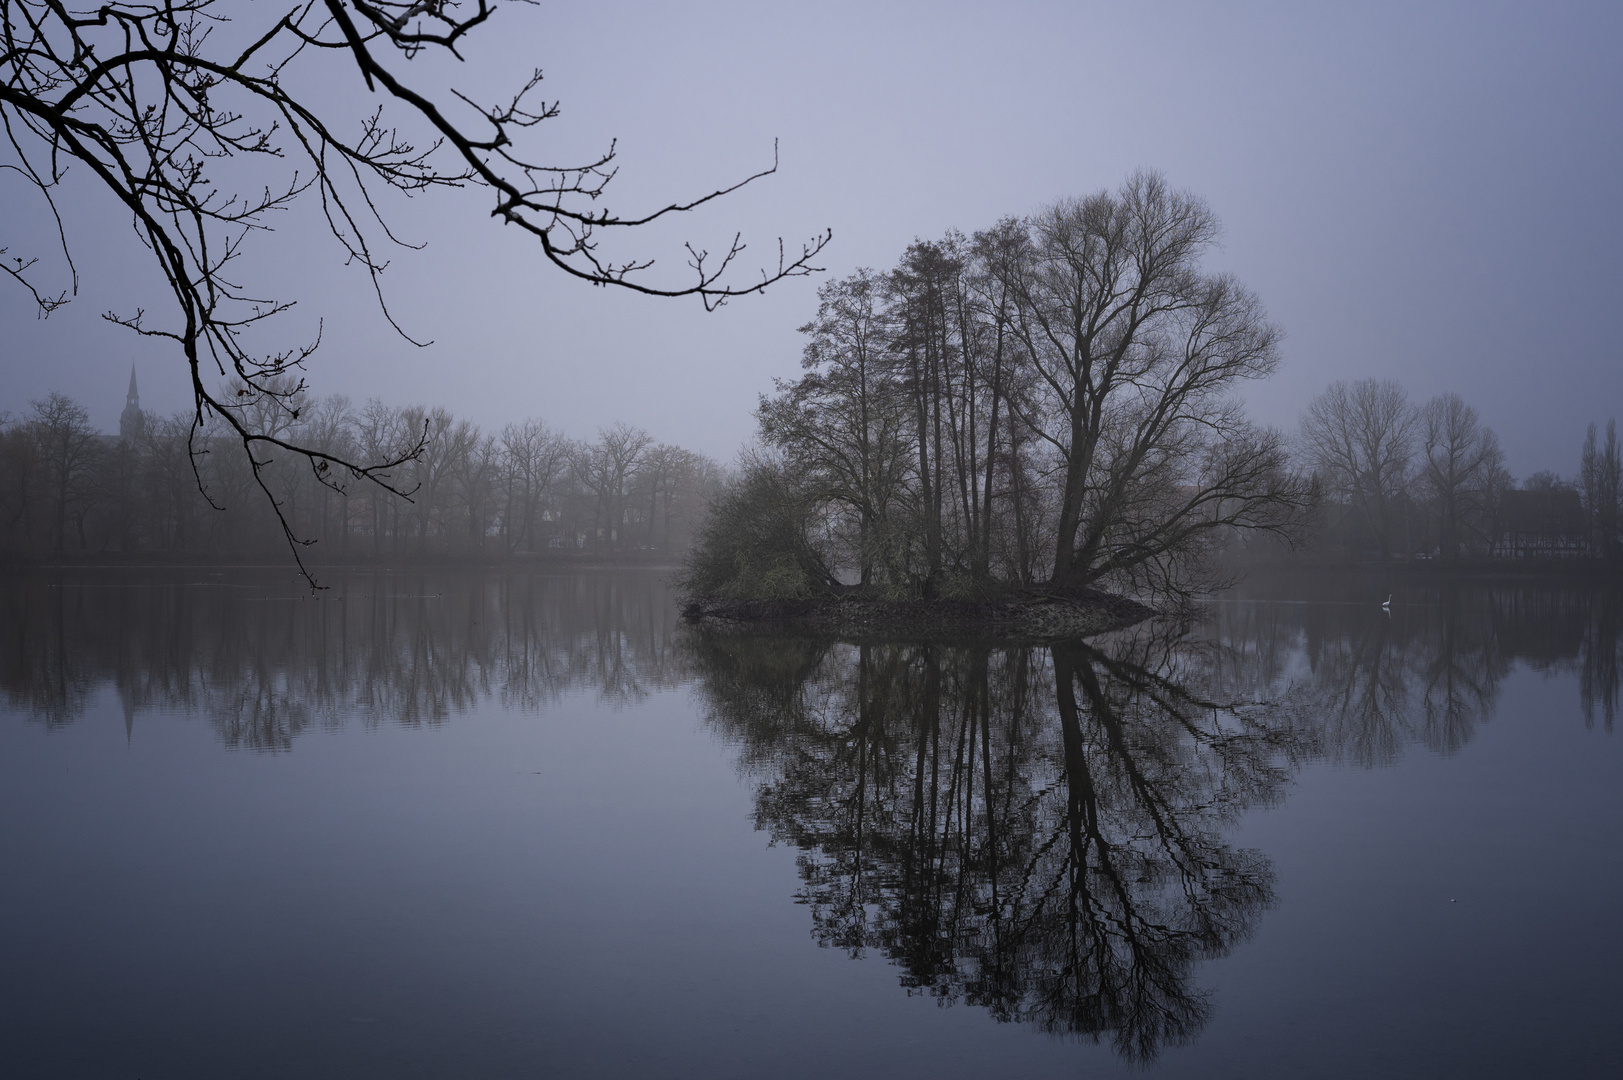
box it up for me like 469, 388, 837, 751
1, 569, 1619, 1078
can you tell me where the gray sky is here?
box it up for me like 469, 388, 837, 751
3, 0, 1619, 478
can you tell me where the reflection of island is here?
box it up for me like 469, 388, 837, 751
4, 568, 1619, 1061
7, 570, 1612, 756
691, 628, 1306, 1062
0, 569, 688, 749
686, 581, 1623, 1061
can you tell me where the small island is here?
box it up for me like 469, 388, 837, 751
678, 174, 1308, 636
682, 586, 1157, 642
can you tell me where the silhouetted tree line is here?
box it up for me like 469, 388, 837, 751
681, 162, 1618, 597
1294, 378, 1622, 564
686, 171, 1310, 603
0, 386, 722, 562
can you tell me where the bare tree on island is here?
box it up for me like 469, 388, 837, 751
718, 172, 1308, 608
0, 0, 828, 575
758, 268, 912, 586
1001, 174, 1304, 596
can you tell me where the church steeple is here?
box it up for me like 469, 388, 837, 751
119, 364, 144, 439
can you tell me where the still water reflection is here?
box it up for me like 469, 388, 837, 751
691, 632, 1299, 1062
10, 571, 1617, 751
1, 569, 689, 745
1, 569, 1620, 1077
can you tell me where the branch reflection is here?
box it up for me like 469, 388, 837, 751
2, 569, 1618, 1060
687, 580, 1622, 1059
691, 627, 1307, 1061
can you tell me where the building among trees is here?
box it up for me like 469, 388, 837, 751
1492, 489, 1590, 559
118, 366, 144, 441
1293, 377, 1618, 566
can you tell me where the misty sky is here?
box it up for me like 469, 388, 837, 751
3, 0, 1619, 479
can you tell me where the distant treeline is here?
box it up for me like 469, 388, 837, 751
0, 384, 722, 562
1295, 379, 1621, 564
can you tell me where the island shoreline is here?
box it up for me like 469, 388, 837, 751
680, 589, 1158, 643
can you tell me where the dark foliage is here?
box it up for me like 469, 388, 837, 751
676, 451, 834, 600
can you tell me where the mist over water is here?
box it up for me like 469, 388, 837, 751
7, 2, 1622, 1074
2, 568, 1619, 1077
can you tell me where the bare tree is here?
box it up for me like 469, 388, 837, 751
1, 0, 829, 574
402, 407, 473, 550
352, 399, 401, 554
1005, 172, 1304, 592
573, 423, 652, 553
760, 268, 912, 583
1581, 419, 1622, 561
498, 418, 567, 554
632, 443, 712, 554
885, 238, 966, 590
141, 411, 203, 551
1522, 470, 1573, 492
450, 429, 500, 553
1420, 393, 1506, 560
965, 218, 1029, 580
1299, 379, 1417, 557
28, 393, 102, 552
0, 411, 41, 551
730, 175, 1308, 603
303, 394, 358, 552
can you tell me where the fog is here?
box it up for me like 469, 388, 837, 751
3, 1, 1618, 479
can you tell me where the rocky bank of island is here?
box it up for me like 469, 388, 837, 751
680, 587, 1157, 643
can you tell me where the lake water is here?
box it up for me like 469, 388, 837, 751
2, 568, 1620, 1078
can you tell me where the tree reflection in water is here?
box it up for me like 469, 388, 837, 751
2, 570, 1620, 1060
0, 569, 688, 749
690, 627, 1309, 1061
687, 581, 1623, 1059
1580, 589, 1622, 731
1197, 580, 1623, 758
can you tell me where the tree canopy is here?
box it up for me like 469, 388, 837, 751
694, 172, 1308, 602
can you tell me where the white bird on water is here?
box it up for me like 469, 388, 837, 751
1381, 594, 1392, 612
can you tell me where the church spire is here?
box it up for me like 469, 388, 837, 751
120, 363, 144, 439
